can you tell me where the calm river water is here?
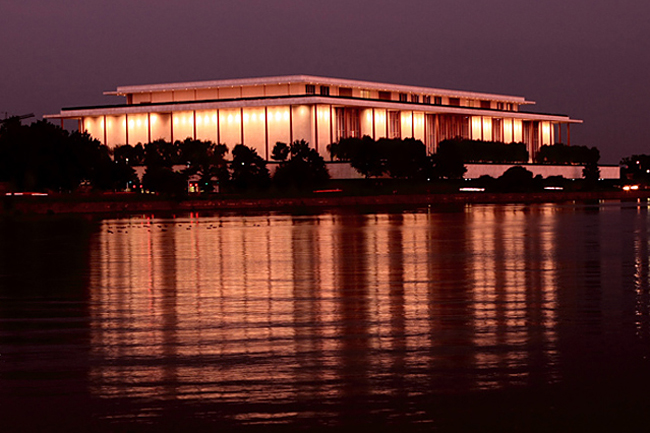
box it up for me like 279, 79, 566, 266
2, 201, 650, 431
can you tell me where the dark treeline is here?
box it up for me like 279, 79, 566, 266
0, 118, 135, 192
0, 119, 611, 196
534, 143, 600, 165
437, 138, 529, 164
0, 118, 331, 195
621, 154, 650, 183
328, 136, 465, 180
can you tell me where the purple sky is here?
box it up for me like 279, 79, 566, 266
2, 0, 649, 163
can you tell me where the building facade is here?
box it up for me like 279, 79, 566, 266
46, 75, 581, 162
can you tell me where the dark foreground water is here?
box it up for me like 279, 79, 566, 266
2, 202, 650, 432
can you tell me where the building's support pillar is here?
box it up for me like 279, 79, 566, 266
216, 109, 220, 145
385, 109, 389, 138
314, 105, 318, 152
125, 114, 129, 145
170, 112, 174, 143
330, 105, 334, 144
240, 107, 244, 145
264, 106, 269, 159
147, 113, 151, 144
289, 105, 293, 144
411, 110, 415, 138
372, 108, 376, 140
434, 114, 439, 152
193, 110, 197, 140
422, 112, 431, 150
103, 115, 107, 146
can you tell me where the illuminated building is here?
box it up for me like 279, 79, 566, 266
46, 75, 581, 163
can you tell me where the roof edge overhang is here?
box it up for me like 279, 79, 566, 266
105, 75, 532, 105
44, 96, 580, 124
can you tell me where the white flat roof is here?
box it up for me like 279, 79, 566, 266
45, 95, 581, 123
104, 75, 533, 105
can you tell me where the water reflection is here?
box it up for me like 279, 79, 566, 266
8, 202, 650, 429
86, 205, 586, 425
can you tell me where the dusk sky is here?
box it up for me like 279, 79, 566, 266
2, 0, 649, 163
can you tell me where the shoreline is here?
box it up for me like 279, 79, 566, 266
3, 190, 650, 216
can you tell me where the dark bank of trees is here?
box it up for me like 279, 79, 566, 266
271, 140, 330, 190
0, 118, 135, 192
328, 136, 468, 180
1, 117, 609, 196
621, 154, 650, 184
0, 118, 332, 195
437, 138, 529, 164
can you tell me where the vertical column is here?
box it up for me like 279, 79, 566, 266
372, 108, 376, 140
240, 107, 244, 145
216, 109, 220, 145
385, 109, 389, 138
103, 115, 107, 146
125, 114, 129, 145
411, 110, 415, 138
435, 114, 439, 152
264, 106, 269, 159
424, 113, 428, 153
330, 105, 334, 144
193, 110, 197, 140
314, 105, 319, 152
289, 104, 293, 144
170, 112, 174, 143
147, 113, 151, 143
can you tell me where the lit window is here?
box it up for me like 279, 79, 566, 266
423, 95, 431, 104
410, 94, 419, 103
306, 84, 316, 94
360, 89, 371, 98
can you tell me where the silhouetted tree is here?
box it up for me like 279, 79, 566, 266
270, 141, 290, 161
0, 119, 135, 192
230, 144, 270, 190
113, 144, 145, 166
179, 138, 229, 192
620, 154, 650, 184
433, 140, 467, 179
436, 138, 528, 163
495, 166, 536, 192
329, 135, 385, 178
535, 143, 599, 165
380, 137, 430, 180
272, 140, 329, 189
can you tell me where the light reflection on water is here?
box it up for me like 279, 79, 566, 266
89, 206, 563, 423
4, 202, 650, 430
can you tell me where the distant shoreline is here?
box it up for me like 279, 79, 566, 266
3, 190, 650, 216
